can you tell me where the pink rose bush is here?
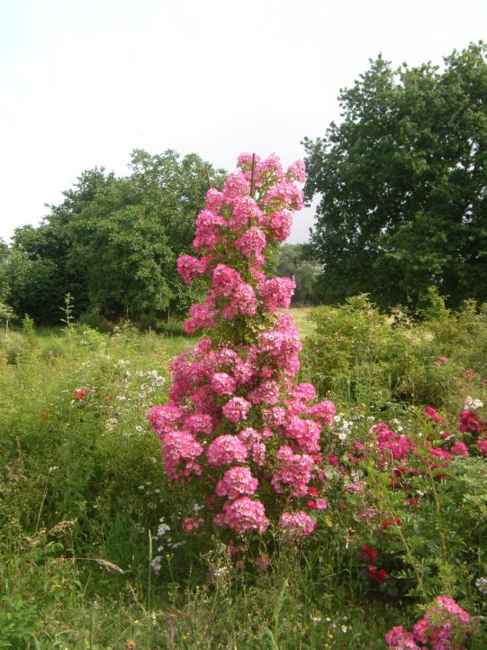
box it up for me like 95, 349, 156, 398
385, 596, 474, 649
148, 153, 333, 540
145, 153, 486, 644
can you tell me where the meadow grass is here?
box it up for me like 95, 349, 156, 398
1, 306, 486, 648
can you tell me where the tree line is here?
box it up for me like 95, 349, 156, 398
0, 150, 224, 326
1, 42, 486, 326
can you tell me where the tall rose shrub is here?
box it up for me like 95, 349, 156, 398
148, 153, 335, 539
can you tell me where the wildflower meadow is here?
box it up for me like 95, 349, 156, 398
1, 154, 487, 648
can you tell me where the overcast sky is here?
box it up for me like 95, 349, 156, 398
1, 0, 486, 244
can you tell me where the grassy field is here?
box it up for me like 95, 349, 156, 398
1, 304, 486, 648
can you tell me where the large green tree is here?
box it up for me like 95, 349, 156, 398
304, 42, 487, 309
9, 150, 223, 324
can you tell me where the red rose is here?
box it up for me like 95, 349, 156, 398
368, 565, 388, 583
73, 387, 89, 401
459, 409, 484, 434
382, 518, 401, 529
361, 543, 378, 564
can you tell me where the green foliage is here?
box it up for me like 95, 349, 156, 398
7, 150, 224, 325
1, 312, 487, 647
304, 42, 487, 310
424, 299, 487, 378
0, 594, 39, 649
416, 286, 451, 322
60, 292, 76, 331
0, 330, 33, 366
0, 239, 9, 302
0, 301, 15, 334
301, 295, 487, 409
6, 247, 62, 323
21, 314, 35, 337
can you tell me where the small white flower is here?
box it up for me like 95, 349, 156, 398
476, 577, 487, 595
157, 524, 171, 537
212, 567, 229, 578
465, 396, 484, 411
151, 556, 162, 574
105, 417, 118, 432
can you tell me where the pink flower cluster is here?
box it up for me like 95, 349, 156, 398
218, 497, 269, 534
261, 277, 296, 312
161, 430, 204, 480
207, 435, 248, 466
271, 445, 314, 497
216, 466, 258, 500
372, 422, 414, 462
279, 511, 316, 538
173, 153, 308, 335
423, 405, 443, 424
385, 596, 473, 649
367, 404, 487, 480
459, 409, 484, 434
147, 154, 333, 539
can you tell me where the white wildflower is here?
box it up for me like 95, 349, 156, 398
476, 577, 487, 595
465, 396, 484, 411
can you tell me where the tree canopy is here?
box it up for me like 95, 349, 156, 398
6, 150, 223, 325
304, 42, 487, 309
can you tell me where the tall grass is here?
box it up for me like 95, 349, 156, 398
0, 305, 486, 648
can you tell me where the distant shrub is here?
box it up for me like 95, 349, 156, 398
156, 318, 195, 338
39, 342, 65, 362
79, 308, 114, 332
423, 300, 487, 379
301, 295, 472, 408
72, 325, 106, 350
0, 332, 30, 366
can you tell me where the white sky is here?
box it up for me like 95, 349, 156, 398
1, 0, 486, 244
